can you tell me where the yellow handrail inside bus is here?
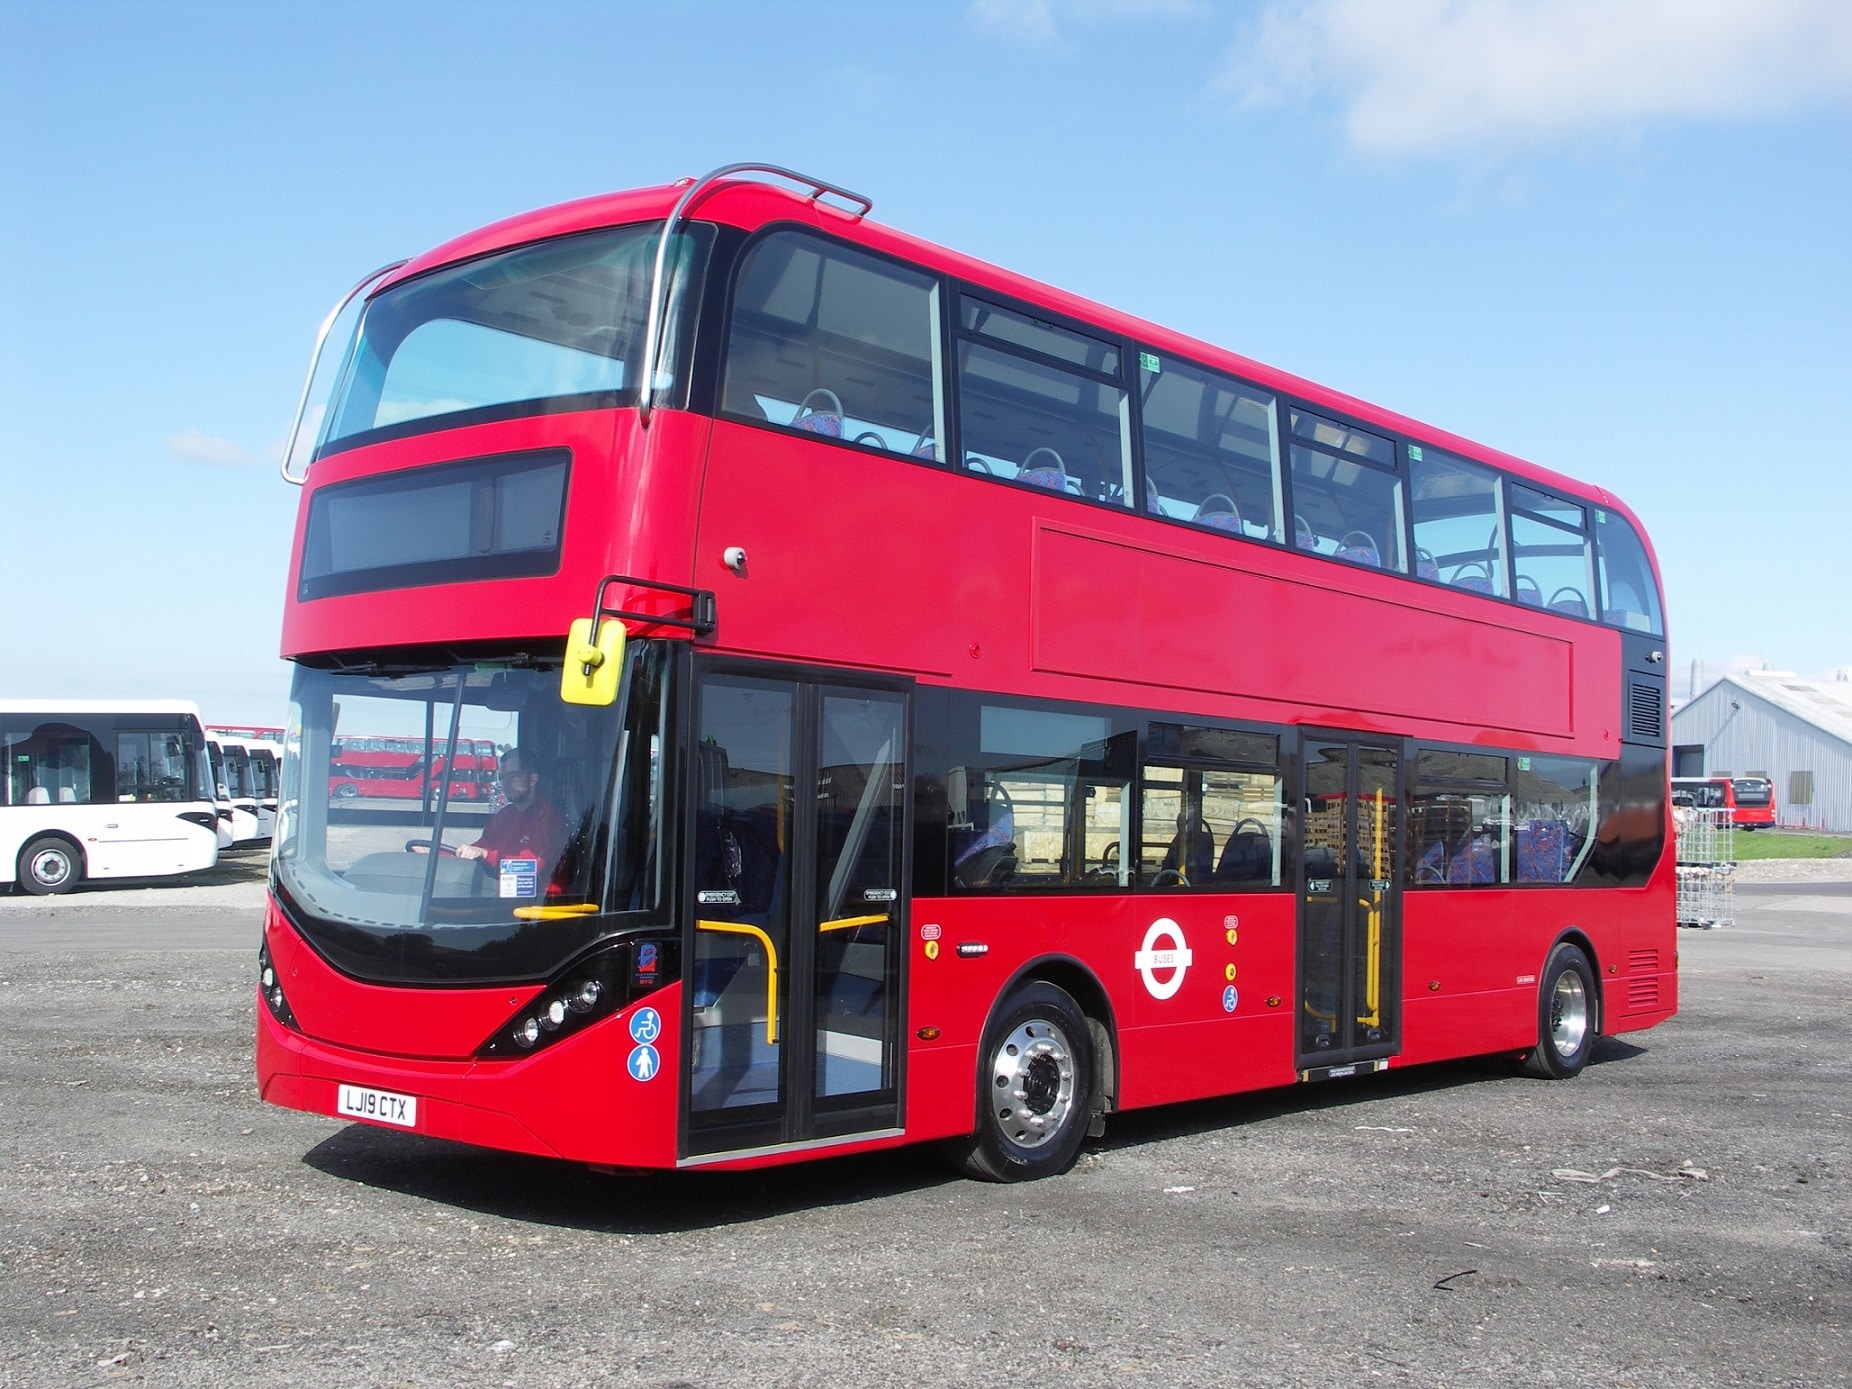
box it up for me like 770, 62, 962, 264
696, 919, 780, 1045
1363, 786, 1385, 1027
512, 902, 600, 920
818, 913, 888, 933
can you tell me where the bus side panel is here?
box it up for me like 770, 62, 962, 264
0, 808, 216, 884
1604, 855, 1679, 1035
1034, 526, 1600, 746
1399, 889, 1532, 1064
903, 892, 1300, 1127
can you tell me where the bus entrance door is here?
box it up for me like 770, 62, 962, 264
1296, 738, 1402, 1075
686, 669, 909, 1159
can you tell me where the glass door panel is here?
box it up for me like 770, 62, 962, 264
1297, 738, 1402, 1067
1300, 742, 1350, 1057
690, 677, 795, 1118
812, 691, 906, 1108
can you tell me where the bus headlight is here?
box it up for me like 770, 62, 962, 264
257, 943, 298, 1031
477, 942, 662, 1058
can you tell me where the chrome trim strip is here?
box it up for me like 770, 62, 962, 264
677, 1126, 905, 1168
278, 259, 407, 485
638, 163, 872, 428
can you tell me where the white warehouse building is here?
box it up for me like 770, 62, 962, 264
1671, 670, 1852, 831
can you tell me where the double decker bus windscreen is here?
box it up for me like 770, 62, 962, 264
318, 222, 709, 454
275, 644, 669, 983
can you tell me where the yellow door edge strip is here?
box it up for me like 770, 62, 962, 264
696, 919, 781, 1045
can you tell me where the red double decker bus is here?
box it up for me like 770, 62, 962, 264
259, 165, 1675, 1180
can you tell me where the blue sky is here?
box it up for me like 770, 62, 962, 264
2, 0, 1848, 723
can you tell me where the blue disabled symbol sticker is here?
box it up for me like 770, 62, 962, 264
627, 1043, 661, 1082
628, 1007, 662, 1045
1222, 984, 1239, 1014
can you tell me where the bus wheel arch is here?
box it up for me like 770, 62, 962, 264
1523, 932, 1600, 1080
945, 956, 1117, 1182
18, 835, 84, 896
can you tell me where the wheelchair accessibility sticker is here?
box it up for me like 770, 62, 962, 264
628, 1007, 662, 1045
1135, 918, 1193, 1000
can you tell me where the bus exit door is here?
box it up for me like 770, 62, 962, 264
1297, 738, 1402, 1074
683, 667, 909, 1158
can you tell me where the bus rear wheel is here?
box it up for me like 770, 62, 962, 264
1523, 943, 1597, 1079
945, 981, 1093, 1182
19, 836, 82, 896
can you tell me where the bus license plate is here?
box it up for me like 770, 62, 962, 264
336, 1083, 418, 1129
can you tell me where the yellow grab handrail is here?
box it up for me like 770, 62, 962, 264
696, 919, 780, 1044
818, 913, 888, 934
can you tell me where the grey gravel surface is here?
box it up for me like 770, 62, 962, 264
0, 870, 1846, 1388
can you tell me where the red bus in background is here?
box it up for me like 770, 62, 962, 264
327, 737, 499, 802
258, 165, 1674, 1181
1671, 776, 1776, 830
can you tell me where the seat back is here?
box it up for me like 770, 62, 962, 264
1216, 819, 1273, 884
790, 388, 844, 437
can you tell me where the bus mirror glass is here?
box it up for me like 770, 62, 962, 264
560, 618, 626, 707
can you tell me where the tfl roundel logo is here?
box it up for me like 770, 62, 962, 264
1135, 918, 1193, 1000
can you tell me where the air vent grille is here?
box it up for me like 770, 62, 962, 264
1627, 976, 1660, 1011
1628, 681, 1665, 743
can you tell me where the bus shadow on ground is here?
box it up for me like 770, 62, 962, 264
302, 1037, 1650, 1232
302, 1125, 958, 1233
1092, 1035, 1649, 1157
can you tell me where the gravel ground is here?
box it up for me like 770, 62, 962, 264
0, 871, 1845, 1387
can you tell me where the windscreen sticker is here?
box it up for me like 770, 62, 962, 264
499, 857, 539, 899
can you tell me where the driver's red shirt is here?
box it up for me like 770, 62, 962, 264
472, 797, 567, 878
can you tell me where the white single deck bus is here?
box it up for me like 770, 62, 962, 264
211, 735, 272, 846
1, 700, 221, 894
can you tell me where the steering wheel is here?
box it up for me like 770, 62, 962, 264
404, 838, 456, 856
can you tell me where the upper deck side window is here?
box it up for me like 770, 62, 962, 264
956, 298, 1133, 509
1408, 444, 1507, 596
1593, 508, 1665, 636
1137, 354, 1282, 543
1287, 409, 1406, 573
319, 222, 709, 455
721, 230, 947, 461
1508, 483, 1594, 618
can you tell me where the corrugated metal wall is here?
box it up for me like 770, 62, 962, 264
1671, 683, 1852, 831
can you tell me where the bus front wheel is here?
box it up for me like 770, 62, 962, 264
946, 981, 1093, 1182
1523, 943, 1597, 1079
19, 836, 82, 896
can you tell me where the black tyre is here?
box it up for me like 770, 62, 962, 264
1523, 943, 1597, 1079
945, 981, 1093, 1182
18, 836, 82, 896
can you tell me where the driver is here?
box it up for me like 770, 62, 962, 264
456, 748, 567, 884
